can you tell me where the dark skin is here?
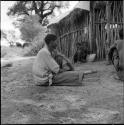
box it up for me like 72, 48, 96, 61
54, 52, 74, 72
47, 40, 74, 73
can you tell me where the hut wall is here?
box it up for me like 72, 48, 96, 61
48, 1, 123, 61
52, 9, 90, 62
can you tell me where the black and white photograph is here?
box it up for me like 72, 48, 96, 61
1, 1, 124, 124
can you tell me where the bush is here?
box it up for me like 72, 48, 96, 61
24, 42, 44, 56
23, 27, 46, 56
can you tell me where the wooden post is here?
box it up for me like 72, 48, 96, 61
90, 1, 95, 54
89, 2, 92, 53
105, 1, 111, 63
123, 1, 124, 23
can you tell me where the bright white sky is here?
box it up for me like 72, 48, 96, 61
1, 1, 16, 30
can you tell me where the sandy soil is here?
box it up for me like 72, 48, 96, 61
1, 57, 124, 124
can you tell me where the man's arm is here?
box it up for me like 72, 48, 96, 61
63, 57, 74, 71
57, 53, 74, 71
43, 52, 60, 74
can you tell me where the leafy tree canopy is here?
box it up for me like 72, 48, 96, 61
19, 15, 46, 42
7, 1, 69, 25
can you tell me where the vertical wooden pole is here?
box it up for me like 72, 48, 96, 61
105, 1, 111, 63
90, 2, 95, 54
123, 0, 124, 24
93, 4, 97, 55
89, 2, 92, 53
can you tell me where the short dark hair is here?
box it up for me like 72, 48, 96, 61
45, 34, 57, 45
119, 28, 123, 39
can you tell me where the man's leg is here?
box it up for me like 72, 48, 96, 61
52, 71, 84, 86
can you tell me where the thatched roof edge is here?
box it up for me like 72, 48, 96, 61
47, 1, 90, 28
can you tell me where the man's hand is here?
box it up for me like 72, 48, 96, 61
59, 68, 67, 73
53, 50, 74, 71
59, 55, 74, 71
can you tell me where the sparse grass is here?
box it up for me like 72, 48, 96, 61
1, 46, 25, 58
1, 42, 43, 58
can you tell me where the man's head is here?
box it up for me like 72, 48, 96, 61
45, 34, 57, 51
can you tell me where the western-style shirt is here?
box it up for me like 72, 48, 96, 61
32, 45, 60, 85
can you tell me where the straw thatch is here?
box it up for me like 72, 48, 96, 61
48, 1, 90, 27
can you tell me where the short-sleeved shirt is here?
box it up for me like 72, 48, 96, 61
32, 45, 60, 85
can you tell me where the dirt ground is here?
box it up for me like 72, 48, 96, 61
1, 57, 124, 124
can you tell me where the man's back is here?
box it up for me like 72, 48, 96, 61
33, 47, 49, 77
32, 45, 59, 84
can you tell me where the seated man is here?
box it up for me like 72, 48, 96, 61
32, 34, 84, 86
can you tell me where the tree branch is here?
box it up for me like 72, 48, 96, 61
33, 1, 39, 14
43, 4, 60, 18
20, 11, 30, 16
40, 1, 44, 11
44, 1, 49, 6
38, 1, 44, 17
7, 1, 67, 24
43, 9, 54, 18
